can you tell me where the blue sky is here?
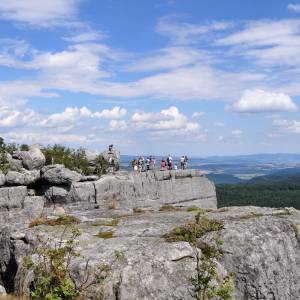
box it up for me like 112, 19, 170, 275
0, 0, 300, 156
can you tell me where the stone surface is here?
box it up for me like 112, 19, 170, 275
0, 186, 27, 211
0, 172, 5, 187
72, 170, 217, 210
44, 185, 70, 203
41, 164, 82, 185
1, 206, 298, 299
5, 170, 40, 186
20, 145, 46, 171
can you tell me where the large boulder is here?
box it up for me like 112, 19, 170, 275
41, 165, 82, 185
19, 145, 45, 171
5, 170, 40, 186
0, 186, 27, 211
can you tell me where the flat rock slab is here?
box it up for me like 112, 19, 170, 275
21, 206, 300, 300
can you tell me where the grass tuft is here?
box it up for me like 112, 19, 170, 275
28, 215, 80, 228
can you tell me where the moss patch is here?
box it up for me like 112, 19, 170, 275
96, 231, 114, 239
159, 204, 180, 212
239, 212, 264, 220
29, 215, 80, 228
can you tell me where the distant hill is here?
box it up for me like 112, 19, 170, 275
248, 167, 300, 184
207, 173, 244, 184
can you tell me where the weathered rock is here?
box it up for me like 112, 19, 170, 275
23, 196, 45, 220
44, 185, 70, 203
8, 158, 23, 172
5, 170, 40, 186
20, 145, 45, 170
41, 165, 82, 185
80, 175, 99, 182
2, 206, 298, 300
0, 186, 27, 211
0, 172, 5, 187
68, 170, 217, 209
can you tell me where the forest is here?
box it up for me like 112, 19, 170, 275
217, 172, 300, 210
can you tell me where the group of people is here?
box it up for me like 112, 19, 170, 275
131, 156, 156, 172
131, 155, 188, 172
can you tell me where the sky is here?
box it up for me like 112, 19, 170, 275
0, 0, 300, 156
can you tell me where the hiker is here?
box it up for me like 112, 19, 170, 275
146, 157, 150, 171
180, 156, 185, 170
167, 154, 173, 170
151, 156, 156, 170
161, 159, 166, 171
184, 155, 188, 169
108, 144, 113, 152
138, 156, 144, 172
131, 159, 137, 171
108, 156, 115, 173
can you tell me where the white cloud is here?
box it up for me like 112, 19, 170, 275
93, 106, 127, 119
232, 129, 243, 136
40, 106, 127, 128
287, 4, 300, 13
192, 111, 205, 118
109, 120, 128, 131
63, 30, 107, 43
0, 0, 80, 27
131, 106, 199, 132
213, 122, 225, 127
97, 66, 264, 101
273, 119, 300, 134
231, 89, 298, 113
157, 16, 231, 44
2, 131, 102, 145
128, 47, 210, 72
217, 19, 300, 67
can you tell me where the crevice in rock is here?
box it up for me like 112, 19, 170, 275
113, 273, 122, 300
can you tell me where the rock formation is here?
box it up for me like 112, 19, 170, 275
0, 146, 299, 299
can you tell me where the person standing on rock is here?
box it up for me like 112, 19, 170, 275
184, 155, 188, 169
146, 157, 150, 171
180, 156, 185, 170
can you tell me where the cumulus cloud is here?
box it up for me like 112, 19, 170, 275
231, 89, 298, 113
40, 106, 127, 127
0, 0, 80, 27
287, 4, 300, 13
131, 106, 199, 133
93, 106, 127, 119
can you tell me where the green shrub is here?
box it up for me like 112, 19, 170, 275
42, 144, 108, 176
23, 226, 111, 300
164, 212, 233, 300
164, 212, 224, 243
